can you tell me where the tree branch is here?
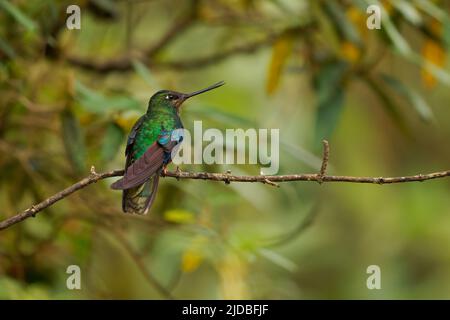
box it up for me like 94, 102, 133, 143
64, 23, 315, 73
112, 227, 174, 299
63, 0, 199, 73
0, 167, 123, 231
1, 142, 449, 231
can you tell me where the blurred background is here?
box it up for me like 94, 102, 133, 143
1, 0, 450, 299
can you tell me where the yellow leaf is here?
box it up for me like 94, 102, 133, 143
181, 249, 203, 273
381, 0, 394, 14
346, 6, 367, 36
164, 209, 195, 224
421, 40, 446, 88
181, 235, 207, 273
114, 113, 139, 131
216, 252, 248, 299
341, 41, 361, 63
79, 113, 95, 125
266, 33, 294, 95
430, 19, 442, 37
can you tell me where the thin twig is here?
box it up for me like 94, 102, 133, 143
317, 140, 330, 184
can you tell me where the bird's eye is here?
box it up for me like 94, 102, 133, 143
165, 94, 176, 100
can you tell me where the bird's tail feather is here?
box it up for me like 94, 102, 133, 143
122, 174, 160, 214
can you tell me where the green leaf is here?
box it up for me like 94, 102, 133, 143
0, 36, 16, 58
132, 59, 157, 87
75, 81, 142, 113
363, 75, 410, 134
322, 1, 362, 45
393, 0, 423, 26
381, 8, 412, 56
406, 52, 450, 86
361, 0, 412, 56
413, 0, 446, 22
381, 74, 434, 122
0, 0, 37, 32
314, 62, 348, 140
443, 18, 450, 49
7, 168, 28, 204
61, 109, 86, 174
101, 123, 125, 161
187, 105, 256, 128
258, 248, 298, 273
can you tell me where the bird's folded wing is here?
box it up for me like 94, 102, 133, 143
111, 142, 165, 190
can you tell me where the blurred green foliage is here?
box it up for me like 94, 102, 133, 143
1, 0, 450, 299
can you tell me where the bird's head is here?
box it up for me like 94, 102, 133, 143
147, 81, 225, 113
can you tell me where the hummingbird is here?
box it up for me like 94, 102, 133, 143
110, 81, 225, 214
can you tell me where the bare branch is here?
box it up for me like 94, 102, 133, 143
163, 170, 450, 184
0, 168, 124, 231
0, 145, 449, 231
156, 35, 278, 70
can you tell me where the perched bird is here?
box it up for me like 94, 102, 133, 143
111, 81, 225, 214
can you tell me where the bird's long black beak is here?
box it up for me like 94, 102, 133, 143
182, 81, 225, 100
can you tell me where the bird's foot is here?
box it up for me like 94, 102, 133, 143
224, 169, 232, 185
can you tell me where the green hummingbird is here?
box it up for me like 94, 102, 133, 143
111, 81, 225, 214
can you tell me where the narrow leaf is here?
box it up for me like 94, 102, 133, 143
381, 9, 412, 56
406, 52, 450, 86
323, 1, 362, 45
258, 248, 298, 273
420, 39, 446, 88
314, 62, 348, 140
0, 36, 16, 58
266, 32, 294, 94
363, 75, 410, 135
413, 0, 446, 22
443, 18, 450, 49
61, 109, 86, 174
132, 59, 157, 87
381, 74, 434, 122
101, 123, 125, 161
0, 0, 37, 32
393, 0, 423, 26
75, 80, 142, 113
